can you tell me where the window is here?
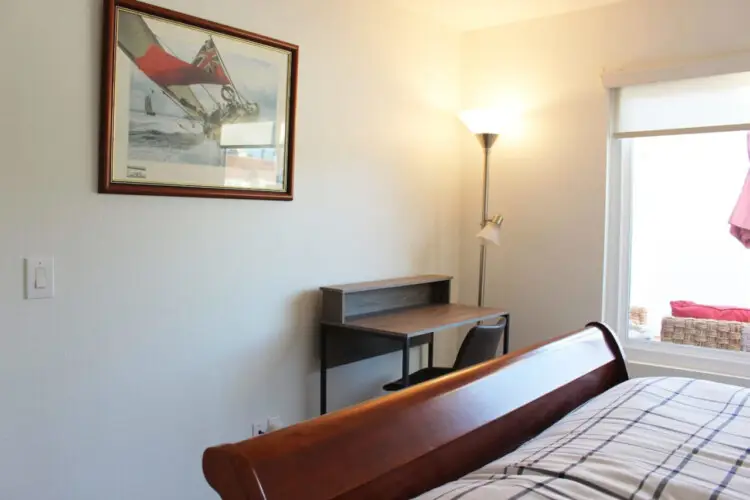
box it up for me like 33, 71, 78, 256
605, 66, 750, 374
219, 122, 284, 190
627, 132, 750, 345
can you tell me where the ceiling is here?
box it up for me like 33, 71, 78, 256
394, 0, 627, 31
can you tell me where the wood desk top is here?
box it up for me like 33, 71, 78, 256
325, 303, 507, 338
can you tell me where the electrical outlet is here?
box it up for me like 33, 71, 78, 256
251, 421, 266, 437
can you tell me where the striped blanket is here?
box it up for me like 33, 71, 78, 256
416, 377, 750, 499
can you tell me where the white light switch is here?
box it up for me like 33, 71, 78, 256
25, 257, 54, 299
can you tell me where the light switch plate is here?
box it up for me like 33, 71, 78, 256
25, 257, 55, 300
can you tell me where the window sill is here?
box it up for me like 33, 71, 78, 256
624, 339, 750, 379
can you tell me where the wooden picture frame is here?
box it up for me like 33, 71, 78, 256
100, 0, 298, 200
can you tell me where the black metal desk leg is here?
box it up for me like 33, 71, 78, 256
503, 314, 510, 355
402, 337, 410, 388
428, 333, 434, 368
320, 328, 327, 415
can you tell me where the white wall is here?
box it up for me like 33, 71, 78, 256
460, 0, 750, 350
0, 1, 461, 498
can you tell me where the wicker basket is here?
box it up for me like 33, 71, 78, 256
661, 317, 745, 351
629, 306, 648, 326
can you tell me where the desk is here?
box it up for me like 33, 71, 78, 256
319, 275, 509, 414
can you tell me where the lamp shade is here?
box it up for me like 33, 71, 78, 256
459, 109, 505, 134
477, 217, 503, 246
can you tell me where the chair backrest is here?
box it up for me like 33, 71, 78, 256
453, 319, 507, 370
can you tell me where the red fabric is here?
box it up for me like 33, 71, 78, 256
670, 300, 750, 322
135, 45, 230, 87
729, 133, 750, 248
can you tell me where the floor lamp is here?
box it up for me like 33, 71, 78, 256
460, 109, 505, 307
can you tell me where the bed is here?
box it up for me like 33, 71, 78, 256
202, 323, 750, 499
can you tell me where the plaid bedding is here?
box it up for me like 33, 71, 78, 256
415, 377, 750, 499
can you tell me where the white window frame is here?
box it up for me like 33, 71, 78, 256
603, 86, 750, 379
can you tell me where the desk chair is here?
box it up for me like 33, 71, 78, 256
383, 318, 507, 391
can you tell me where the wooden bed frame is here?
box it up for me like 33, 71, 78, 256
203, 322, 628, 500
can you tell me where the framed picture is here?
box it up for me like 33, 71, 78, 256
100, 0, 298, 200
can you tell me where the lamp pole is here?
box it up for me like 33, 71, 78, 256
476, 133, 498, 307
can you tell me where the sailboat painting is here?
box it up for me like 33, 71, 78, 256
100, 0, 298, 200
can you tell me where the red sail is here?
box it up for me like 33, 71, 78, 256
135, 45, 230, 87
